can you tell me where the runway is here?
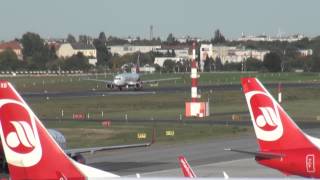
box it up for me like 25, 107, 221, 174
21, 82, 320, 98
85, 128, 320, 178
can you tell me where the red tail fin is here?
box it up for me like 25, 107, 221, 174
0, 81, 118, 179
241, 78, 315, 151
178, 155, 196, 178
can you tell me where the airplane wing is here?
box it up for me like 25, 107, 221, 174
141, 77, 180, 84
65, 142, 152, 156
65, 128, 156, 156
84, 78, 113, 85
225, 148, 284, 159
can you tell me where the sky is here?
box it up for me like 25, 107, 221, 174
0, 0, 319, 41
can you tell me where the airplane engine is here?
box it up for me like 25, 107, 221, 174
48, 129, 66, 149
107, 84, 114, 89
135, 83, 142, 89
48, 129, 87, 164
71, 154, 86, 164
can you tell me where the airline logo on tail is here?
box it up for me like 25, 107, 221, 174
0, 98, 42, 167
245, 90, 283, 141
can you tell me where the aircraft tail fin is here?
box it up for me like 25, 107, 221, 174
178, 155, 197, 178
0, 80, 118, 179
241, 78, 315, 152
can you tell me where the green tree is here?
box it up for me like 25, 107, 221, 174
223, 62, 241, 71
0, 50, 23, 70
63, 52, 92, 71
211, 29, 226, 44
204, 56, 214, 72
311, 54, 320, 72
245, 58, 263, 71
98, 32, 107, 44
214, 57, 223, 71
21, 32, 45, 58
93, 32, 109, 66
166, 33, 176, 45
162, 59, 176, 72
21, 32, 54, 70
263, 52, 282, 72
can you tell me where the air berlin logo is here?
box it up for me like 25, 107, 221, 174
245, 91, 283, 141
256, 107, 278, 128
0, 99, 42, 167
6, 121, 37, 149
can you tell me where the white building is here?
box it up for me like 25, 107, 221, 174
200, 44, 269, 64
57, 43, 97, 58
131, 64, 155, 73
223, 49, 270, 64
109, 45, 161, 56
238, 33, 306, 42
155, 48, 190, 59
297, 49, 313, 56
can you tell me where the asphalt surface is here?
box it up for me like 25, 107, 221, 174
85, 128, 320, 178
21, 82, 320, 98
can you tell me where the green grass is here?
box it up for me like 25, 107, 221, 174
43, 120, 248, 148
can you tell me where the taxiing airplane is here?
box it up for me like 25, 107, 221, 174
0, 80, 156, 179
87, 55, 180, 91
227, 77, 320, 178
88, 70, 180, 91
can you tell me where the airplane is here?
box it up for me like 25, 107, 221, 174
178, 155, 229, 179
178, 155, 197, 178
226, 77, 320, 178
87, 55, 180, 91
0, 80, 157, 179
87, 70, 180, 91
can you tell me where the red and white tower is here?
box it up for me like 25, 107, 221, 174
185, 42, 209, 118
191, 42, 200, 102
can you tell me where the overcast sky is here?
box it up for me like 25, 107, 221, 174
0, 0, 319, 41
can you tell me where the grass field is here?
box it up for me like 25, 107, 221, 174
43, 120, 248, 148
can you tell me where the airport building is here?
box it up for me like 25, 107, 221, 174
108, 45, 161, 56
0, 40, 23, 60
200, 44, 269, 65
56, 43, 97, 58
238, 33, 306, 42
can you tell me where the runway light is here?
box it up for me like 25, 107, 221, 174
137, 133, 147, 139
165, 130, 175, 136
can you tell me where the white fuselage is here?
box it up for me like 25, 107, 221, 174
113, 72, 141, 88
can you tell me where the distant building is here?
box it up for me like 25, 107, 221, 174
0, 40, 23, 60
57, 43, 97, 58
176, 36, 201, 43
154, 57, 185, 67
131, 64, 155, 73
109, 45, 161, 56
297, 49, 313, 57
238, 33, 306, 42
155, 48, 190, 59
200, 44, 269, 65
88, 58, 98, 66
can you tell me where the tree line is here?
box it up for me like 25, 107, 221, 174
1, 30, 320, 72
